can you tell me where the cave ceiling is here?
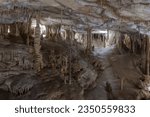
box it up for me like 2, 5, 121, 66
0, 0, 150, 35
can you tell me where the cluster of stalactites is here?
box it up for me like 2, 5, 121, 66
0, 49, 33, 70
46, 24, 62, 41
0, 24, 9, 39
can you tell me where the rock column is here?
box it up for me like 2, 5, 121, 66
34, 18, 43, 72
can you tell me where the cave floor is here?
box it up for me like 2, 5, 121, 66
85, 45, 141, 100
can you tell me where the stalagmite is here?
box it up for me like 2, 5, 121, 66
69, 26, 73, 85
146, 36, 150, 76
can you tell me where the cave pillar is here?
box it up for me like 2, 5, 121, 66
34, 17, 44, 72
65, 27, 73, 84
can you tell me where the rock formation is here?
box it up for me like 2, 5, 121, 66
0, 0, 150, 100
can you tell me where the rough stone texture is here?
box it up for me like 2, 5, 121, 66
0, 0, 150, 100
0, 0, 150, 34
0, 36, 100, 99
34, 20, 43, 72
0, 39, 34, 81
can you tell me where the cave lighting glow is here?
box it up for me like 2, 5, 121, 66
31, 19, 46, 37
92, 30, 107, 34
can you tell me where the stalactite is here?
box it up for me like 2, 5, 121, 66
57, 24, 61, 40
53, 25, 58, 41
10, 24, 16, 34
48, 26, 51, 39
101, 0, 103, 6
86, 27, 92, 54
54, 25, 58, 41
15, 23, 19, 36
4, 24, 7, 36
50, 27, 53, 40
60, 8, 63, 30
0, 25, 1, 34
45, 26, 49, 38
50, 26, 53, 40
26, 18, 31, 46
106, 28, 109, 47
0, 24, 4, 39
141, 36, 147, 73
51, 26, 54, 41
0, 25, 2, 39
132, 35, 135, 53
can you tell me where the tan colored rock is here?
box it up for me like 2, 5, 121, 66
34, 19, 44, 72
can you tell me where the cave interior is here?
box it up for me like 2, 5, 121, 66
0, 0, 150, 100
